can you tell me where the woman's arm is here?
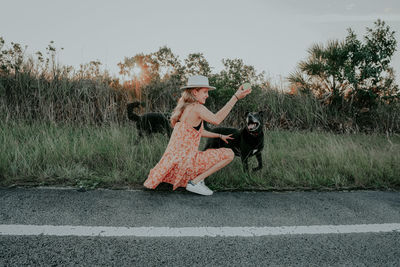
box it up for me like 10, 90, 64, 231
196, 85, 252, 125
201, 129, 234, 143
201, 129, 221, 138
197, 95, 238, 125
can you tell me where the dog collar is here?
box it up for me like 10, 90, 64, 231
247, 128, 260, 136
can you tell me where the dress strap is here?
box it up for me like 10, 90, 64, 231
193, 120, 202, 131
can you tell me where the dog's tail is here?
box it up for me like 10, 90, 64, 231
126, 102, 141, 122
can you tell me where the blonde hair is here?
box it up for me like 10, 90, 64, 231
170, 89, 199, 127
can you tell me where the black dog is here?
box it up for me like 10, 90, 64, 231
126, 102, 172, 138
203, 111, 265, 172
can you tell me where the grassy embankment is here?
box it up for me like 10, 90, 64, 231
1, 121, 399, 191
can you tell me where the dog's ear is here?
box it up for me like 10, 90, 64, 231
258, 110, 265, 120
245, 111, 250, 117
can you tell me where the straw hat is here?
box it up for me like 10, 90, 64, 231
180, 75, 216, 90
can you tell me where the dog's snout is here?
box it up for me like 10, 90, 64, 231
247, 113, 259, 124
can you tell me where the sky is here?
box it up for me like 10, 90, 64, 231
1, 0, 400, 86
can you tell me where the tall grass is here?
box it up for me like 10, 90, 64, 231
257, 88, 328, 130
0, 121, 170, 188
1, 37, 399, 133
1, 121, 399, 190
0, 39, 128, 125
0, 68, 128, 125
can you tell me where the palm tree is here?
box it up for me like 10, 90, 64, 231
288, 40, 350, 107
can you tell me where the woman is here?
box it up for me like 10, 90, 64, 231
143, 75, 252, 195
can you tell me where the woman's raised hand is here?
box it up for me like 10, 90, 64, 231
235, 84, 252, 100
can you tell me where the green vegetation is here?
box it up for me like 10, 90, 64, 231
288, 19, 399, 132
0, 19, 399, 190
1, 121, 399, 190
1, 19, 399, 133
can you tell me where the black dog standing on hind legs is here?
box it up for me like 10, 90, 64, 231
126, 102, 172, 140
203, 111, 265, 172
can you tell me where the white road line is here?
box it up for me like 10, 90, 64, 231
0, 224, 399, 237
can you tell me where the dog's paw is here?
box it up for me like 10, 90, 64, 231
252, 166, 262, 172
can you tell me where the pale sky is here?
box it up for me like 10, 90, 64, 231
2, 0, 400, 85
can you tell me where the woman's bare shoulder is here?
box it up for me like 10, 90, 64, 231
193, 103, 208, 112
194, 104, 219, 124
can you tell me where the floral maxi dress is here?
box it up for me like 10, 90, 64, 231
143, 120, 234, 190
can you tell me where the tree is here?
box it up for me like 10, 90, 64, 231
184, 53, 211, 77
151, 46, 184, 81
288, 40, 349, 108
217, 58, 265, 88
288, 19, 398, 113
206, 58, 266, 127
117, 46, 185, 105
345, 19, 398, 110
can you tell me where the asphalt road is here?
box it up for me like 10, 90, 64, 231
0, 187, 399, 266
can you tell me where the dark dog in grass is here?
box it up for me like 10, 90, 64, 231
203, 111, 265, 172
126, 102, 172, 139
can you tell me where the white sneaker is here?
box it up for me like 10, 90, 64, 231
186, 180, 213, 196
199, 180, 213, 195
